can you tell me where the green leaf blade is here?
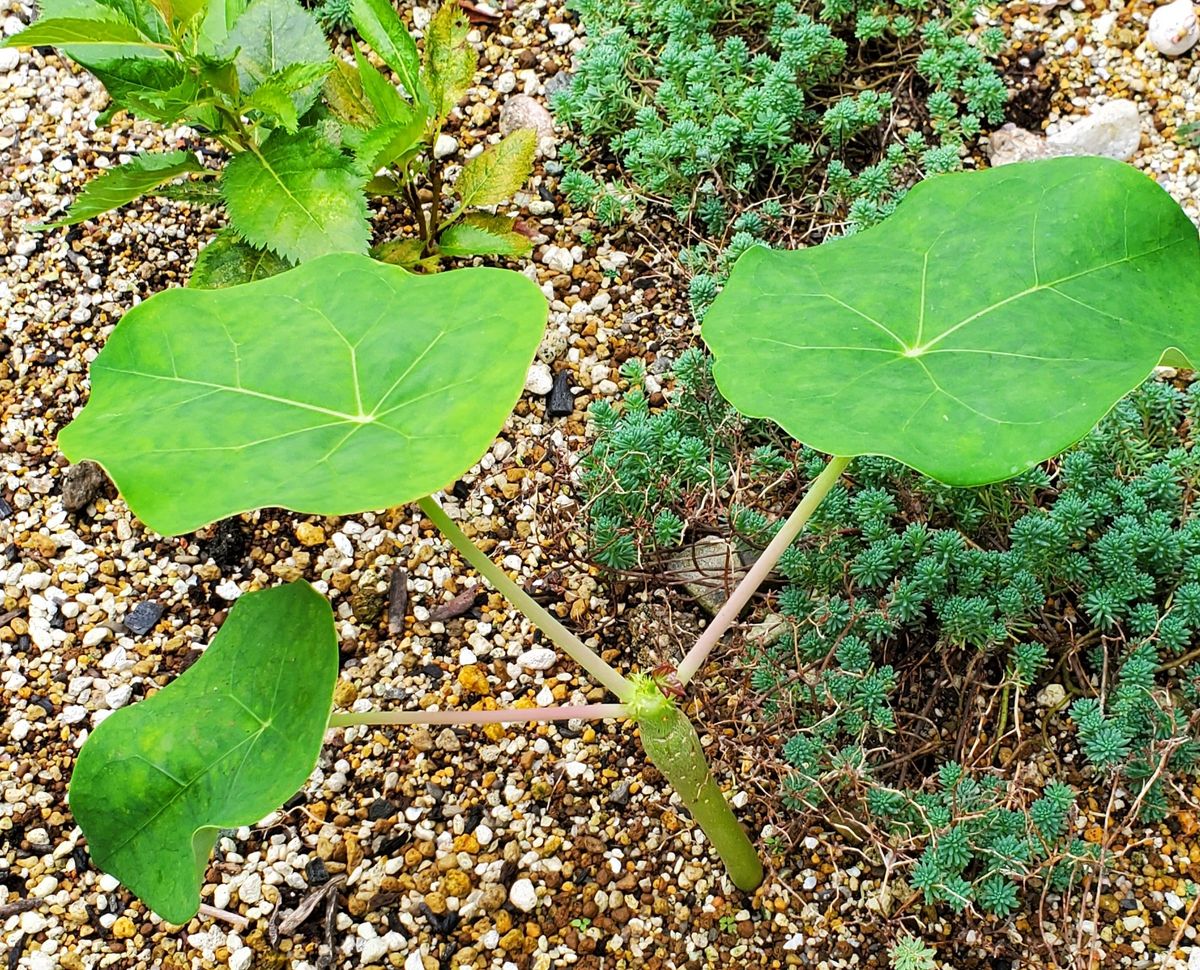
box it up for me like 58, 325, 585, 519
702, 157, 1200, 486
69, 581, 338, 924
189, 228, 293, 287
438, 213, 532, 258
2, 16, 161, 48
219, 0, 329, 114
36, 150, 203, 230
349, 0, 420, 96
420, 2, 475, 123
59, 253, 548, 535
455, 128, 537, 209
220, 129, 369, 263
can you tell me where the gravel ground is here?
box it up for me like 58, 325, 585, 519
3, 0, 1200, 967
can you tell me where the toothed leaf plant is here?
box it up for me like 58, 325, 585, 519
4, 0, 538, 281
59, 157, 1200, 922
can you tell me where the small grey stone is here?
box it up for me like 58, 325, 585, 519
123, 601, 164, 636
499, 95, 555, 142
537, 330, 568, 364
666, 536, 753, 615
543, 70, 573, 100
61, 460, 108, 512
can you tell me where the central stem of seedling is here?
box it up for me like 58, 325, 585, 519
344, 464, 854, 893
627, 675, 765, 891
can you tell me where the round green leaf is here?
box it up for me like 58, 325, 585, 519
59, 253, 548, 535
69, 582, 338, 924
703, 157, 1200, 485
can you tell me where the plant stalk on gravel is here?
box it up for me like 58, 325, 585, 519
55, 158, 1200, 922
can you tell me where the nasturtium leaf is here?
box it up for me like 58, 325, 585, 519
438, 213, 532, 258
455, 129, 537, 209
703, 157, 1200, 486
219, 0, 328, 113
36, 150, 203, 230
220, 128, 369, 263
349, 0, 421, 98
69, 582, 338, 924
188, 228, 293, 288
59, 253, 548, 535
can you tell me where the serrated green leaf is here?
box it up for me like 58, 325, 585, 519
455, 129, 536, 209
373, 236, 440, 272
348, 118, 426, 171
96, 0, 173, 41
36, 150, 203, 230
243, 86, 298, 131
147, 0, 205, 29
220, 128, 369, 263
438, 213, 531, 258
2, 17, 164, 49
352, 41, 410, 125
88, 56, 193, 122
349, 0, 419, 97
243, 63, 333, 131
69, 581, 338, 924
196, 0, 246, 51
703, 157, 1200, 486
189, 228, 293, 287
58, 253, 548, 535
34, 0, 170, 63
157, 178, 224, 205
219, 0, 328, 114
420, 3, 475, 124
323, 57, 377, 128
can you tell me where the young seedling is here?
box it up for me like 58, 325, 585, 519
59, 156, 1200, 922
3, 0, 536, 282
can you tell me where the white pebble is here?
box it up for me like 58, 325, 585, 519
524, 362, 553, 395
105, 685, 132, 709
82, 625, 111, 647
229, 949, 253, 970
1148, 0, 1200, 55
509, 878, 538, 912
361, 937, 389, 964
516, 648, 556, 671
215, 580, 242, 601
31, 875, 58, 898
433, 133, 458, 159
541, 245, 574, 274
238, 872, 262, 904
